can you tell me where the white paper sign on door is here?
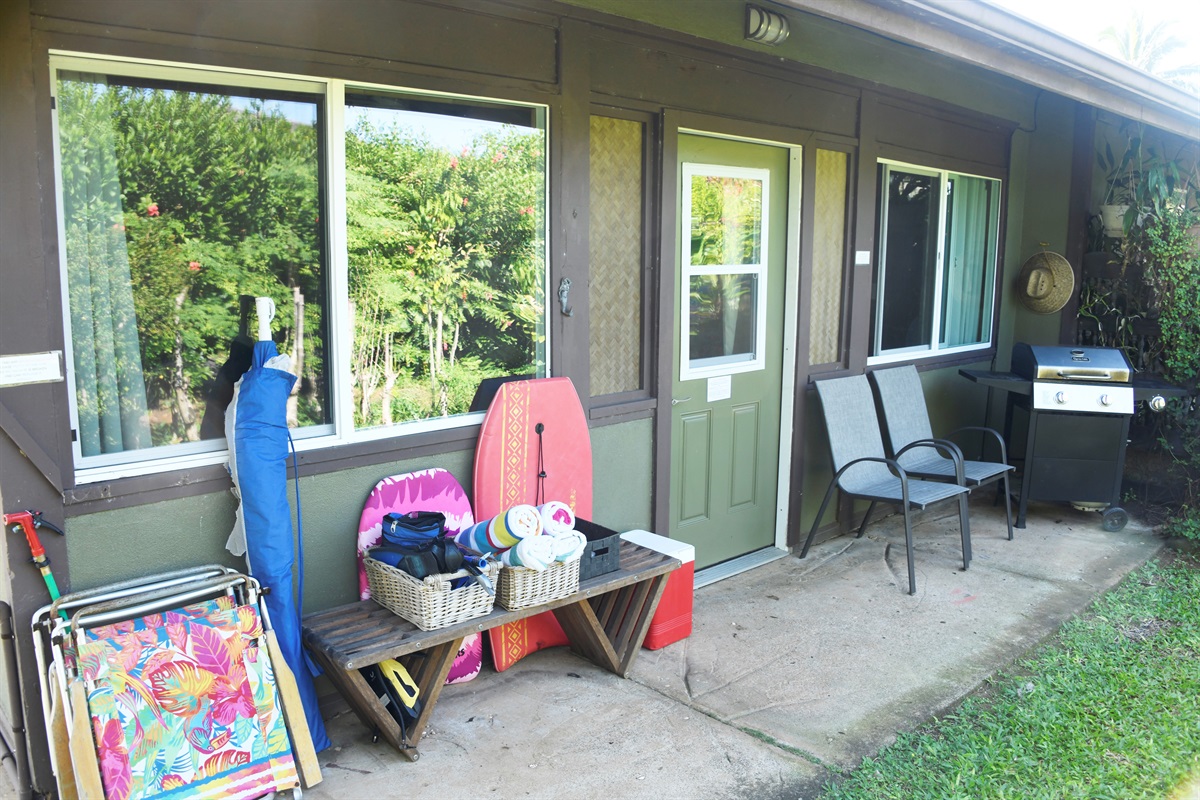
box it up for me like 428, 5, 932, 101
707, 374, 732, 403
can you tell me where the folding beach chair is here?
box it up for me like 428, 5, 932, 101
33, 566, 321, 800
800, 374, 972, 594
870, 365, 1014, 540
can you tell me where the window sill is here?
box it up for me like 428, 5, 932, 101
865, 347, 997, 374
64, 424, 482, 516
588, 396, 656, 425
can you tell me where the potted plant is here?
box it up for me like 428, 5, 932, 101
1096, 136, 1137, 237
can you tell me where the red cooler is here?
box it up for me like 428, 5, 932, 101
620, 530, 694, 649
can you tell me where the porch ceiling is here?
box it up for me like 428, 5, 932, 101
780, 0, 1200, 139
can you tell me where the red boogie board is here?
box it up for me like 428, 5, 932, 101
473, 377, 593, 671
357, 468, 484, 684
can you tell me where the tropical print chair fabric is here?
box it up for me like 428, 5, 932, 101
78, 596, 298, 800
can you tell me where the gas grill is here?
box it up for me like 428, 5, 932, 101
962, 344, 1180, 532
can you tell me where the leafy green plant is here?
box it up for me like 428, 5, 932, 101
1083, 125, 1200, 526
1097, 123, 1200, 235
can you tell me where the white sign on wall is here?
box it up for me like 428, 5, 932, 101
0, 351, 64, 387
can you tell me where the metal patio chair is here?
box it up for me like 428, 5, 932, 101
800, 374, 972, 595
870, 365, 1014, 541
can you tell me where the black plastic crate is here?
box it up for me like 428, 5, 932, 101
573, 518, 621, 581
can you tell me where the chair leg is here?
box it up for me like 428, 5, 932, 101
856, 501, 877, 539
801, 480, 840, 558
958, 493, 972, 569
902, 505, 917, 595
1000, 472, 1014, 541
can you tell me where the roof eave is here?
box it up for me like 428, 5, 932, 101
776, 0, 1200, 139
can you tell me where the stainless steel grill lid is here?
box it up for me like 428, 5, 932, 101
1011, 344, 1133, 384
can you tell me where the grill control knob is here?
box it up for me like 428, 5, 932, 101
1100, 394, 1111, 407
1054, 391, 1066, 404
1149, 395, 1167, 412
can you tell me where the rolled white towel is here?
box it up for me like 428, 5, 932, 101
538, 501, 576, 537
551, 530, 587, 562
500, 534, 556, 571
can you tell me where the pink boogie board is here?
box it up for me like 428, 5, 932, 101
472, 377, 593, 672
357, 467, 483, 684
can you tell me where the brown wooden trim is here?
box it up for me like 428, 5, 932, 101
551, 17, 591, 400
63, 425, 480, 515
847, 91, 881, 375
586, 103, 660, 406
652, 108, 679, 539
0, 398, 63, 492
1059, 101, 1095, 345
33, 2, 562, 92
587, 397, 657, 422
575, 6, 861, 108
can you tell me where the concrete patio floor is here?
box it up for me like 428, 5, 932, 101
300, 494, 1164, 798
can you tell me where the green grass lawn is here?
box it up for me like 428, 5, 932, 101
821, 551, 1200, 800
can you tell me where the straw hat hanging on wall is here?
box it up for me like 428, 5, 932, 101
1017, 251, 1075, 314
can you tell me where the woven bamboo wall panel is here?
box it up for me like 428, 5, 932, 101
809, 149, 848, 365
589, 116, 644, 396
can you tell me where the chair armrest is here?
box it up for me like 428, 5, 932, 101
833, 456, 912, 504
946, 426, 1009, 465
896, 438, 966, 483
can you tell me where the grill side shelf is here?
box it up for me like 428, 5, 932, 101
959, 369, 1031, 395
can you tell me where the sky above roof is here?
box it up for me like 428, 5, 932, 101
987, 0, 1199, 77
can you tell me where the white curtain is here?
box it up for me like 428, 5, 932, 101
941, 175, 997, 348
59, 77, 151, 456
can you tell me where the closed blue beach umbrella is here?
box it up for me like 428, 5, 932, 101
226, 297, 330, 753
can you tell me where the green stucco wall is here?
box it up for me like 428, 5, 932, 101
64, 420, 653, 613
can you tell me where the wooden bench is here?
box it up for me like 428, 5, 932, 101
303, 540, 680, 760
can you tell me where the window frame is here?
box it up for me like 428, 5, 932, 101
50, 51, 551, 484
679, 162, 772, 382
869, 158, 1002, 366
586, 105, 659, 418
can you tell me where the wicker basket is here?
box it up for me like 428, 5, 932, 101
495, 557, 581, 611
364, 553, 500, 631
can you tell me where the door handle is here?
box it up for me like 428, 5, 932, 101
671, 396, 692, 406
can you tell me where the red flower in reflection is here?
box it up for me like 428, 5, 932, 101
188, 261, 201, 272
146, 203, 160, 217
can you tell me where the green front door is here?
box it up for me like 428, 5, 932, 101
670, 134, 791, 569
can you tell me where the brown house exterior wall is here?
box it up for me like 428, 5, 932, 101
2, 1, 1037, 791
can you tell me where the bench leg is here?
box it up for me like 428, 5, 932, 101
306, 639, 460, 762
554, 573, 669, 677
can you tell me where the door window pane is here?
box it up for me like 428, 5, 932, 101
689, 175, 763, 267
689, 273, 759, 364
56, 71, 326, 463
344, 93, 546, 430
681, 164, 769, 378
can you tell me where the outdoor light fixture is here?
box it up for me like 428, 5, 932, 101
745, 4, 789, 46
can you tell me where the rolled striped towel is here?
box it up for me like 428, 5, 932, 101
453, 504, 543, 555
500, 534, 556, 571
538, 501, 576, 537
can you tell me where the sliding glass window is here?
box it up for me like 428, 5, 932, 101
52, 54, 549, 481
872, 161, 1000, 361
